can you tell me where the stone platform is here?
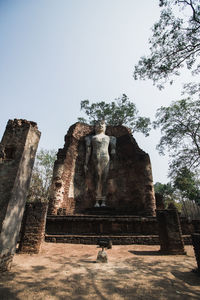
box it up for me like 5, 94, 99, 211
45, 233, 192, 246
45, 234, 160, 245
45, 214, 195, 245
84, 207, 117, 215
46, 215, 158, 236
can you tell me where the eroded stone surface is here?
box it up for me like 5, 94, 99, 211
18, 202, 48, 254
96, 250, 108, 263
156, 208, 186, 255
0, 119, 40, 271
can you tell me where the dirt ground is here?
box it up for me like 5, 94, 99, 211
0, 243, 200, 300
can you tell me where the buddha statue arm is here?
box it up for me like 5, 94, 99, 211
109, 136, 116, 170
110, 136, 116, 159
84, 136, 92, 174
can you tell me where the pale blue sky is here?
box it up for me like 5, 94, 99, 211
0, 0, 191, 183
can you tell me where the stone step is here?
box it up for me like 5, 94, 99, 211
45, 234, 192, 245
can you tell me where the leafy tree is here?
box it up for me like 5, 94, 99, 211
27, 149, 56, 202
133, 0, 200, 89
78, 94, 151, 136
154, 181, 176, 207
154, 181, 174, 198
173, 167, 200, 218
154, 174, 200, 217
173, 167, 200, 204
153, 97, 200, 175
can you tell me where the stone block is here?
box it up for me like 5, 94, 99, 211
191, 233, 200, 273
96, 250, 108, 263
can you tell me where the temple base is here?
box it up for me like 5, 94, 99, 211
85, 206, 115, 215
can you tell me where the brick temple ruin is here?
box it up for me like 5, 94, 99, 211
48, 122, 156, 216
45, 122, 199, 248
1, 119, 199, 267
45, 122, 156, 242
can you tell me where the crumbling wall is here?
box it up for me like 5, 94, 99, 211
18, 201, 48, 254
0, 119, 40, 271
48, 122, 156, 216
156, 208, 186, 254
48, 123, 92, 215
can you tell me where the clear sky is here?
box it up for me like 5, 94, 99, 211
0, 0, 191, 183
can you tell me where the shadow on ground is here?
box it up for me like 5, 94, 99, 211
0, 246, 200, 300
129, 250, 161, 256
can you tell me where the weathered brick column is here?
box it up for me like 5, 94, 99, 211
191, 233, 200, 273
0, 119, 40, 271
156, 208, 186, 255
18, 201, 48, 254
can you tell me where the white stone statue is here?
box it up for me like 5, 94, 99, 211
84, 121, 116, 207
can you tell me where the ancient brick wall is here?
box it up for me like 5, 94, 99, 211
46, 234, 160, 245
45, 215, 199, 237
0, 119, 40, 271
156, 209, 186, 254
45, 234, 191, 245
18, 201, 48, 254
48, 123, 92, 215
155, 193, 165, 210
46, 215, 159, 236
48, 123, 156, 216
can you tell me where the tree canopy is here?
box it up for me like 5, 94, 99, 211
28, 149, 56, 202
173, 167, 200, 204
78, 94, 151, 136
154, 170, 200, 217
154, 181, 175, 206
133, 0, 200, 89
153, 96, 200, 175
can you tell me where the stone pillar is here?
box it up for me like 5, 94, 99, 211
18, 201, 48, 254
155, 193, 165, 210
0, 119, 40, 271
191, 233, 200, 273
156, 208, 186, 255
